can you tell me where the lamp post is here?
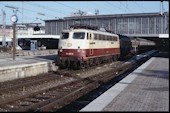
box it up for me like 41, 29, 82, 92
37, 12, 46, 25
78, 10, 83, 24
160, 1, 164, 15
1, 10, 6, 47
11, 15, 18, 60
5, 5, 18, 60
95, 9, 99, 25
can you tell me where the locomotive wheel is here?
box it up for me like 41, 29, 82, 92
80, 62, 85, 69
113, 55, 118, 61
72, 61, 78, 70
65, 60, 70, 68
89, 59, 93, 66
109, 56, 113, 62
84, 61, 88, 68
98, 57, 102, 64
95, 58, 100, 65
93, 58, 97, 65
73, 61, 82, 70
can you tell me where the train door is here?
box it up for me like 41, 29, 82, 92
89, 33, 94, 56
30, 40, 37, 50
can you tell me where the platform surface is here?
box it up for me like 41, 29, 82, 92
0, 54, 56, 68
80, 51, 169, 111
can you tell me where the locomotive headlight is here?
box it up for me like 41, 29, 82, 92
77, 46, 80, 52
59, 47, 63, 52
60, 49, 63, 52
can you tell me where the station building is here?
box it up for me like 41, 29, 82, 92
0, 24, 45, 48
1, 12, 169, 51
44, 12, 169, 50
44, 12, 169, 37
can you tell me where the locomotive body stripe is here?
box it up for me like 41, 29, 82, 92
58, 48, 120, 58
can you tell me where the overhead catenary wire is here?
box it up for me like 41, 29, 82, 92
24, 2, 68, 17
133, 1, 151, 13
0, 1, 168, 26
0, 3, 55, 25
55, 1, 115, 15
119, 1, 129, 12
54, 1, 80, 11
105, 1, 128, 13
54, 1, 95, 17
0, 2, 56, 18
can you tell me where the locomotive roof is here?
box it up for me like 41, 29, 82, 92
62, 24, 118, 36
62, 28, 119, 37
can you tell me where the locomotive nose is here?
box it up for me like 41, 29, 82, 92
67, 43, 72, 47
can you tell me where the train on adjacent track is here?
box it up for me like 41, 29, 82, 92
57, 24, 156, 69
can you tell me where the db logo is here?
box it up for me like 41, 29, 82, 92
67, 43, 72, 47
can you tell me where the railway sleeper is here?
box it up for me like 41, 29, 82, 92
38, 82, 100, 112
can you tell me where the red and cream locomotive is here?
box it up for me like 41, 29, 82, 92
57, 25, 132, 69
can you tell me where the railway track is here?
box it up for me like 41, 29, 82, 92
55, 61, 123, 77
0, 72, 67, 101
0, 50, 157, 112
0, 72, 57, 90
0, 73, 59, 94
0, 60, 122, 104
0, 59, 134, 112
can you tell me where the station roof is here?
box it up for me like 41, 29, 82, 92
0, 35, 60, 42
0, 37, 12, 41
44, 12, 169, 22
17, 34, 60, 39
0, 24, 45, 29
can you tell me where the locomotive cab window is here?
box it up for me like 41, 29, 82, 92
73, 32, 85, 39
61, 32, 69, 39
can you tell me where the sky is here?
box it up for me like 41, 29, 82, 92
0, 1, 169, 26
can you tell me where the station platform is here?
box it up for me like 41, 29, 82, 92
80, 51, 169, 111
0, 55, 58, 82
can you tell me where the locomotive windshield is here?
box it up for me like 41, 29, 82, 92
73, 32, 85, 39
61, 32, 69, 39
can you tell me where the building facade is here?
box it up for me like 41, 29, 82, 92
44, 12, 169, 37
0, 24, 45, 38
0, 24, 45, 47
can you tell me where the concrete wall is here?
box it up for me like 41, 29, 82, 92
0, 49, 58, 58
0, 61, 57, 82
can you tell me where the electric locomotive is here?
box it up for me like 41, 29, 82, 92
57, 25, 124, 69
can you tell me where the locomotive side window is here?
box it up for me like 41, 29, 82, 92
103, 35, 105, 40
109, 36, 111, 41
96, 34, 99, 40
101, 35, 103, 40
87, 33, 89, 40
73, 32, 85, 39
99, 35, 102, 40
106, 36, 109, 41
106, 35, 108, 40
111, 36, 114, 41
94, 34, 97, 40
89, 33, 92, 40
61, 32, 69, 39
113, 36, 118, 41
